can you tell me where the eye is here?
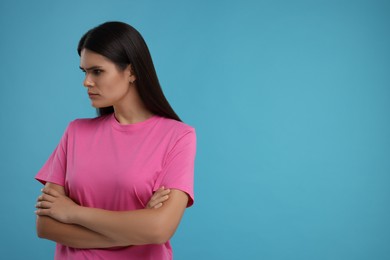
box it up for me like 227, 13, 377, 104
92, 69, 102, 76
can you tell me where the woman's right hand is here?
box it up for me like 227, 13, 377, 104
146, 187, 171, 209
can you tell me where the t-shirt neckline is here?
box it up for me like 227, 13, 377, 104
110, 113, 159, 131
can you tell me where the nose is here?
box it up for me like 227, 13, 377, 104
83, 74, 94, 88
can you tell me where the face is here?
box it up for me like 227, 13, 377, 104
79, 49, 136, 108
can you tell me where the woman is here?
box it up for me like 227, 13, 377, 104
35, 21, 196, 259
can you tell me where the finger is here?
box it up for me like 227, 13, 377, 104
151, 188, 171, 201
153, 203, 163, 209
158, 188, 171, 196
35, 201, 51, 209
153, 194, 169, 204
149, 192, 167, 206
148, 194, 169, 208
149, 188, 170, 203
35, 208, 51, 216
147, 199, 162, 209
37, 194, 56, 203
146, 187, 171, 209
147, 195, 162, 209
41, 188, 60, 197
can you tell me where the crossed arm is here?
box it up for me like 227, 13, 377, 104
35, 182, 188, 249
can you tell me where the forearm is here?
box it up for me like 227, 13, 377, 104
37, 188, 188, 246
36, 216, 126, 249
71, 190, 188, 246
72, 207, 170, 246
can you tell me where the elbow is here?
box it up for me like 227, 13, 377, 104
119, 221, 174, 246
37, 229, 44, 239
37, 227, 47, 239
149, 222, 176, 245
150, 232, 172, 245
154, 233, 171, 245
36, 216, 48, 239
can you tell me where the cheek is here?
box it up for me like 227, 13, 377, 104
101, 77, 129, 95
95, 76, 113, 89
113, 76, 130, 91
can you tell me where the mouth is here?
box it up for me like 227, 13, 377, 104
88, 92, 99, 98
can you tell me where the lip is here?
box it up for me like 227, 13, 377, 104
88, 93, 99, 98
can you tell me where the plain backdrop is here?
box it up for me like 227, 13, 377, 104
0, 0, 389, 259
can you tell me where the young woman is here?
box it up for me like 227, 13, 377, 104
35, 21, 196, 259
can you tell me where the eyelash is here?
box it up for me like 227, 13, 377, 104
92, 69, 102, 75
81, 69, 103, 76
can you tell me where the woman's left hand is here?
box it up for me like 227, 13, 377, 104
146, 186, 171, 209
35, 187, 79, 224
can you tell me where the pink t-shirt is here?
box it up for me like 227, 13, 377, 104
35, 113, 196, 260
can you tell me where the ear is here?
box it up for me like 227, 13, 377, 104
127, 64, 136, 84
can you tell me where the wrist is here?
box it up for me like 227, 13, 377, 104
69, 205, 84, 224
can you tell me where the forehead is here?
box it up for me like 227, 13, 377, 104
79, 49, 113, 68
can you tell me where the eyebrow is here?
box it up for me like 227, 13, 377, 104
79, 66, 103, 71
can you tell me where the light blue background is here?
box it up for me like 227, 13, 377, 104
1, 0, 389, 259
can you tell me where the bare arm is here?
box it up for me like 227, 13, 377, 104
72, 189, 188, 245
36, 183, 172, 248
36, 187, 188, 246
36, 183, 117, 248
36, 216, 118, 249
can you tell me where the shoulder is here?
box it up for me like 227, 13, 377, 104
156, 116, 196, 139
66, 115, 111, 134
154, 117, 196, 155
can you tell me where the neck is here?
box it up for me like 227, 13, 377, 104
112, 85, 154, 124
113, 109, 154, 124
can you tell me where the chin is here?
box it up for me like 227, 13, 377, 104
91, 102, 113, 111
91, 102, 106, 108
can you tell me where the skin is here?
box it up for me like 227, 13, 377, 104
35, 48, 189, 248
36, 184, 170, 248
80, 48, 153, 124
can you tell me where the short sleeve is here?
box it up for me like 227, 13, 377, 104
35, 123, 71, 186
154, 128, 196, 207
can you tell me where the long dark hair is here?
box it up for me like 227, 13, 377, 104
77, 21, 181, 122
